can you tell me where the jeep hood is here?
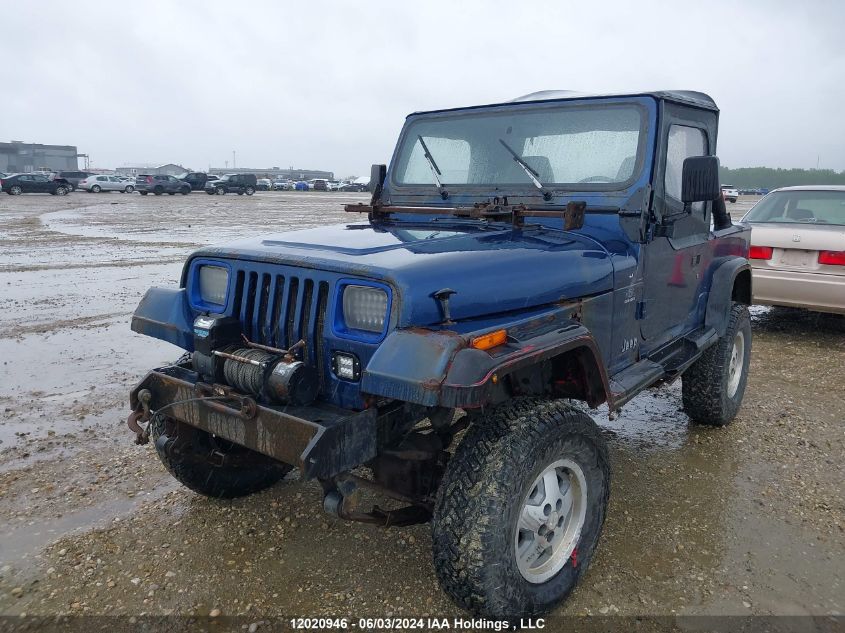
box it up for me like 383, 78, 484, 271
192, 223, 614, 326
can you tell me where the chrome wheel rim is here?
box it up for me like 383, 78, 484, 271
727, 330, 745, 398
11, 186, 21, 195
514, 458, 587, 583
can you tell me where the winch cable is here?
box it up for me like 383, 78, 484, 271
150, 395, 229, 418
223, 348, 277, 396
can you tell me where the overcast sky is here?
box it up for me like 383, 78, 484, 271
3, 0, 843, 176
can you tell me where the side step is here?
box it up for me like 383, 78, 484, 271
608, 327, 718, 410
609, 359, 664, 409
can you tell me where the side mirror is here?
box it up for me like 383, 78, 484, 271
369, 164, 386, 194
681, 156, 721, 203
369, 163, 387, 206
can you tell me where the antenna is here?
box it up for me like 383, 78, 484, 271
233, 150, 236, 169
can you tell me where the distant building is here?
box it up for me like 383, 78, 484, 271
209, 167, 334, 180
115, 163, 188, 177
0, 141, 79, 173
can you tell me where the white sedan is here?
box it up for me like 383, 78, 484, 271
79, 174, 135, 193
742, 185, 845, 314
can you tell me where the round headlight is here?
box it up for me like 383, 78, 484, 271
198, 265, 229, 306
342, 285, 388, 333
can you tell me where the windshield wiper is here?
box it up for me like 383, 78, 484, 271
498, 139, 553, 201
417, 135, 449, 199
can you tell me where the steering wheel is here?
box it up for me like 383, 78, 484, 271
578, 175, 615, 183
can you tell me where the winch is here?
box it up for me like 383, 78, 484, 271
191, 315, 318, 406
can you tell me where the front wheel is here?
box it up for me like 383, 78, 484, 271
432, 398, 610, 618
180, 187, 190, 195
150, 416, 292, 498
125, 185, 134, 193
216, 186, 225, 195
55, 186, 68, 196
245, 186, 255, 196
682, 303, 752, 426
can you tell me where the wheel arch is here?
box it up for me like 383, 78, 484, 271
360, 321, 611, 410
705, 258, 752, 337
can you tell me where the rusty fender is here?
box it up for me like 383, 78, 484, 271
361, 307, 611, 410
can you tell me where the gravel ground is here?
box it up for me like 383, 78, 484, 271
0, 192, 842, 623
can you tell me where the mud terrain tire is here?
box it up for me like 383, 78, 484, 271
432, 398, 610, 618
682, 302, 751, 426
150, 416, 291, 498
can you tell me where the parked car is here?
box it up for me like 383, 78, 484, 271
294, 181, 309, 191
79, 174, 135, 193
272, 179, 292, 191
204, 173, 257, 195
55, 170, 93, 191
127, 89, 751, 620
257, 178, 272, 191
135, 174, 191, 196
311, 179, 328, 191
741, 185, 845, 314
1, 173, 70, 195
180, 172, 209, 191
721, 185, 738, 203
340, 182, 368, 192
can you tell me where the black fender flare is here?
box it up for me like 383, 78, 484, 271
705, 257, 752, 337
361, 312, 611, 410
440, 325, 610, 409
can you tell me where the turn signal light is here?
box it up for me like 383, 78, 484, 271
749, 246, 773, 260
471, 329, 507, 351
818, 250, 845, 266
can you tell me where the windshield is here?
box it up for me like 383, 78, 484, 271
743, 190, 845, 226
392, 103, 644, 189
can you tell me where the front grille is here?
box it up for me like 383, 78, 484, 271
233, 270, 330, 371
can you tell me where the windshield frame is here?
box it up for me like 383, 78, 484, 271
387, 98, 650, 196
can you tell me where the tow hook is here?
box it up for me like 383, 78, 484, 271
127, 389, 152, 444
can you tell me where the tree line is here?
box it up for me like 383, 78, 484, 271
719, 166, 845, 189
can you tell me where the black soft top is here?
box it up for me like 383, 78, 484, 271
412, 89, 718, 116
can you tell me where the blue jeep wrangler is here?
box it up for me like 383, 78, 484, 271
127, 90, 751, 618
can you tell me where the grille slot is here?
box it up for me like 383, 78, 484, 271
284, 277, 299, 349
270, 274, 285, 347
314, 281, 329, 392
299, 280, 314, 363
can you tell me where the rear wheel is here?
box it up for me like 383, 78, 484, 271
140, 191, 148, 195
91, 185, 101, 193
55, 186, 68, 196
432, 398, 609, 618
682, 303, 751, 426
9, 185, 22, 195
181, 187, 190, 195
216, 186, 225, 195
150, 416, 292, 499
245, 186, 255, 196
125, 185, 134, 193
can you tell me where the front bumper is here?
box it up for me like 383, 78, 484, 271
129, 365, 378, 479
752, 267, 845, 314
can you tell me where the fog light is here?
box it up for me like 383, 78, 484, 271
332, 352, 360, 381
